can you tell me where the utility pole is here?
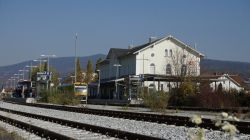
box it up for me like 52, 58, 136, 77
74, 33, 77, 83
113, 64, 122, 100
136, 54, 149, 96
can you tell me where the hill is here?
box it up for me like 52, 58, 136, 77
1, 55, 250, 84
201, 59, 250, 80
0, 54, 106, 82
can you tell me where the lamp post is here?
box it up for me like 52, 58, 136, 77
34, 59, 47, 72
113, 64, 122, 100
41, 54, 56, 90
74, 33, 78, 83
19, 69, 29, 81
8, 79, 13, 89
14, 73, 22, 82
96, 70, 101, 98
26, 65, 38, 81
41, 54, 56, 73
10, 77, 17, 89
70, 76, 76, 84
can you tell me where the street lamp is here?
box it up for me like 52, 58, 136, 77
19, 69, 29, 81
74, 33, 78, 83
41, 54, 56, 73
26, 65, 38, 81
34, 59, 47, 72
14, 73, 23, 82
96, 70, 101, 98
10, 77, 17, 89
70, 76, 76, 84
8, 79, 14, 89
113, 64, 122, 100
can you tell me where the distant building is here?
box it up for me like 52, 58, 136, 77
98, 35, 204, 100
209, 74, 244, 92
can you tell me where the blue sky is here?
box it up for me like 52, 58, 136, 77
0, 0, 250, 66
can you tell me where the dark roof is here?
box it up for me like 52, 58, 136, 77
103, 35, 204, 62
106, 48, 130, 59
99, 59, 110, 65
118, 38, 162, 58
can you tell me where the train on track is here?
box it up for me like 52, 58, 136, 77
58, 82, 88, 103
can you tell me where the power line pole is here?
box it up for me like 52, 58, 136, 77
74, 33, 77, 84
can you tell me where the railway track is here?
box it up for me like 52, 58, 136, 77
0, 110, 111, 140
0, 104, 163, 140
88, 99, 250, 113
5, 100, 250, 135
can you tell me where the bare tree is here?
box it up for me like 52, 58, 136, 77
165, 47, 199, 77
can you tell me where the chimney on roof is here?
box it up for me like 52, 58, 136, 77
149, 37, 157, 43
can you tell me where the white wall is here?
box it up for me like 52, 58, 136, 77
210, 76, 243, 92
135, 39, 201, 76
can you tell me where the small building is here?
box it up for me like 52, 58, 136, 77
98, 35, 204, 100
209, 74, 244, 92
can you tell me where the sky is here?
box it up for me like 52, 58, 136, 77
0, 0, 250, 66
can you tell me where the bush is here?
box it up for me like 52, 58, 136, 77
236, 91, 250, 107
39, 89, 81, 105
142, 89, 169, 112
196, 82, 239, 108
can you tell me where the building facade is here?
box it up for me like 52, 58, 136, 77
209, 74, 244, 92
98, 35, 204, 100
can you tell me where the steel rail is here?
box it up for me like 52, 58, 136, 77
4, 100, 250, 134
0, 113, 72, 140
0, 106, 163, 140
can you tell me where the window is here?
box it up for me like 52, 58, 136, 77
182, 54, 186, 64
181, 64, 187, 76
166, 64, 172, 75
165, 49, 168, 57
169, 49, 173, 57
150, 63, 155, 74
151, 53, 155, 57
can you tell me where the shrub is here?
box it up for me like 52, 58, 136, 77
39, 89, 81, 105
142, 89, 169, 112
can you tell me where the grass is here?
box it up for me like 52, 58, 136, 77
39, 89, 81, 105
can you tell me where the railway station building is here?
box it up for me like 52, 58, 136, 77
97, 35, 204, 100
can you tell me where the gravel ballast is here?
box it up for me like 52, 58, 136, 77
0, 101, 249, 140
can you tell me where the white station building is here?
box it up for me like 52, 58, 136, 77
98, 35, 204, 100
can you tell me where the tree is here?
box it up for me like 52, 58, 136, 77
164, 48, 200, 106
50, 67, 60, 87
85, 60, 94, 83
166, 48, 199, 77
43, 62, 48, 72
31, 67, 40, 81
76, 57, 84, 82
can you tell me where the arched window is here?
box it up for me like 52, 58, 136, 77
166, 64, 172, 75
150, 63, 155, 74
169, 49, 173, 57
165, 49, 168, 57
181, 64, 187, 76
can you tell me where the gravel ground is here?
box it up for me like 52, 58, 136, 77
0, 119, 43, 140
84, 104, 250, 122
0, 110, 116, 140
0, 101, 250, 140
